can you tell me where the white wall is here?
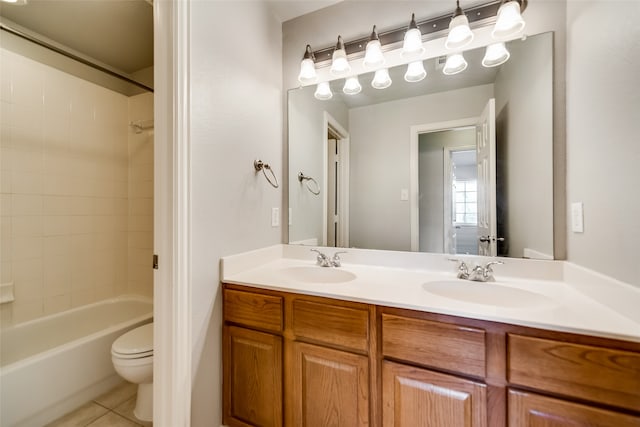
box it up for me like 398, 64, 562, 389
288, 88, 348, 245
565, 1, 640, 287
189, 2, 282, 424
348, 85, 493, 250
494, 32, 554, 259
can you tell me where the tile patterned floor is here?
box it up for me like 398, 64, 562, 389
45, 382, 152, 427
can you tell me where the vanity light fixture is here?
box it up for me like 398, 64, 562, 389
443, 53, 468, 75
298, 45, 317, 84
343, 76, 362, 95
314, 81, 333, 100
299, 0, 527, 96
445, 0, 474, 50
330, 36, 351, 76
0, 0, 28, 4
482, 42, 510, 67
371, 68, 392, 89
363, 25, 385, 68
404, 60, 427, 83
492, 0, 526, 40
402, 14, 425, 58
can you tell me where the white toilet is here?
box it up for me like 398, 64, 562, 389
111, 322, 154, 422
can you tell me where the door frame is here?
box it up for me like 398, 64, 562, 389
323, 112, 349, 247
410, 117, 477, 252
153, 0, 192, 425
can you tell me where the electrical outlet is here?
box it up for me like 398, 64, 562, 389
571, 202, 583, 233
400, 189, 409, 201
271, 207, 280, 227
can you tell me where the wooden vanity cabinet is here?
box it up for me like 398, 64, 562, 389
380, 310, 491, 427
287, 298, 374, 427
223, 288, 284, 427
223, 284, 640, 427
378, 306, 640, 427
223, 284, 376, 427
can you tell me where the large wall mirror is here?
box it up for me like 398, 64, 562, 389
288, 31, 554, 259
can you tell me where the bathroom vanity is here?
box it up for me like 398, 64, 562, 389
221, 245, 640, 427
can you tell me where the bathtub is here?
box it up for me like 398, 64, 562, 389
0, 296, 153, 427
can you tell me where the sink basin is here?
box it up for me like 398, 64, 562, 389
422, 280, 554, 308
280, 266, 356, 284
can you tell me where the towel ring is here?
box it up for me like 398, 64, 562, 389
298, 172, 320, 195
254, 160, 279, 188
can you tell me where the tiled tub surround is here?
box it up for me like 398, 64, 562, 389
221, 245, 640, 343
0, 47, 154, 326
0, 296, 152, 427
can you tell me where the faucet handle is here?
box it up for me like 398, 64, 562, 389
480, 260, 504, 281
331, 251, 347, 267
484, 260, 504, 271
310, 248, 330, 267
448, 258, 469, 279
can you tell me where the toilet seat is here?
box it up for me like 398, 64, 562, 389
112, 323, 153, 359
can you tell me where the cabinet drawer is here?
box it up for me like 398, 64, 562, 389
508, 334, 640, 411
223, 288, 283, 333
292, 299, 369, 352
382, 314, 486, 378
508, 389, 640, 427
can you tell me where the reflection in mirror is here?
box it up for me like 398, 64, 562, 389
289, 32, 554, 259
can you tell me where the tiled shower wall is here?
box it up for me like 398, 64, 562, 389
0, 48, 153, 326
127, 93, 153, 298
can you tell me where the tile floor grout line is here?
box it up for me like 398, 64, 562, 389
92, 400, 112, 411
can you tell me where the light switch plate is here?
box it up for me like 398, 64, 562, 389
271, 207, 280, 227
400, 189, 409, 201
571, 202, 584, 233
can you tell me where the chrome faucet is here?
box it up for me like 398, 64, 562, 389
469, 261, 504, 282
311, 249, 346, 267
449, 259, 503, 282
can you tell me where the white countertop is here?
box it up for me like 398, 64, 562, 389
221, 245, 640, 343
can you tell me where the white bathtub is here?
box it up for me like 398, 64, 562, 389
0, 296, 153, 427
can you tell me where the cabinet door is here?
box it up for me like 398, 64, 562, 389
382, 361, 487, 427
508, 390, 640, 427
290, 341, 369, 427
223, 326, 282, 427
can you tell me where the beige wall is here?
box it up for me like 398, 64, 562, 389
0, 47, 154, 326
565, 1, 640, 286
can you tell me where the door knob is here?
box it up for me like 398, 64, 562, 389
479, 236, 505, 243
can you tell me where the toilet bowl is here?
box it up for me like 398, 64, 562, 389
111, 322, 153, 422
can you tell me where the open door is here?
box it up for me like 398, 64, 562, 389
326, 135, 350, 248
476, 99, 498, 256
327, 138, 338, 247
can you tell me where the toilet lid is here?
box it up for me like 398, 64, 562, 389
112, 323, 153, 357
